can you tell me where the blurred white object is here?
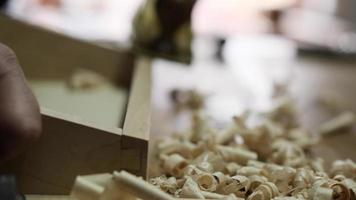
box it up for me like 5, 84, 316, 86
6, 0, 144, 45
192, 0, 272, 36
280, 8, 356, 53
302, 0, 337, 14
223, 34, 296, 111
192, 0, 298, 36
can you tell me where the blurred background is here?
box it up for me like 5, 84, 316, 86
1, 0, 356, 162
2, 0, 356, 53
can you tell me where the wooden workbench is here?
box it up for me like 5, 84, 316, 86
149, 55, 356, 176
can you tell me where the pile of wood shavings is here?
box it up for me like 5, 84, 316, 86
150, 92, 356, 200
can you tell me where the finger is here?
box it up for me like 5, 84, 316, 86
0, 43, 42, 164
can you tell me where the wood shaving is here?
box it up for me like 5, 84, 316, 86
331, 159, 356, 180
226, 162, 242, 176
68, 68, 108, 90
179, 176, 205, 199
170, 89, 205, 111
217, 146, 258, 165
150, 93, 356, 200
316, 93, 349, 114
194, 172, 218, 192
70, 89, 356, 200
236, 166, 262, 177
150, 175, 179, 194
161, 154, 189, 177
317, 111, 355, 135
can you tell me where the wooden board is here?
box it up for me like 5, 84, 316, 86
25, 195, 212, 200
1, 108, 123, 194
26, 195, 70, 200
0, 14, 134, 87
0, 15, 152, 195
30, 79, 128, 128
123, 58, 152, 141
121, 58, 151, 178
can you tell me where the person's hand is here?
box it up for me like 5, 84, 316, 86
0, 43, 42, 164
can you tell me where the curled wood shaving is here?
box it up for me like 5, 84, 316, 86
240, 126, 274, 160
269, 139, 306, 167
69, 89, 356, 200
272, 197, 300, 200
247, 182, 279, 200
150, 176, 179, 194
262, 163, 284, 180
200, 190, 225, 199
341, 179, 356, 198
292, 168, 314, 188
217, 145, 258, 165
113, 171, 176, 200
222, 193, 244, 200
212, 171, 228, 185
309, 158, 325, 173
267, 96, 298, 129
231, 175, 251, 197
190, 111, 210, 143
193, 172, 218, 192
216, 116, 247, 145
216, 175, 250, 197
158, 139, 196, 159
148, 91, 356, 200
330, 182, 351, 200
184, 165, 204, 177
236, 166, 263, 177
196, 161, 214, 173
161, 154, 189, 177
271, 166, 296, 194
225, 162, 242, 176
317, 111, 355, 135
193, 151, 226, 172
312, 186, 334, 200
170, 89, 205, 111
287, 128, 318, 150
179, 176, 205, 199
333, 175, 347, 182
331, 159, 356, 179
249, 175, 268, 192
247, 160, 265, 169
68, 68, 108, 90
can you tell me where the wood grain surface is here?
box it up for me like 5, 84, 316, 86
0, 15, 151, 195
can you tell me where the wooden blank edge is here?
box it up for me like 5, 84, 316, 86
26, 195, 223, 200
26, 195, 70, 200
0, 14, 134, 87
41, 107, 123, 136
3, 111, 124, 194
123, 56, 152, 141
121, 57, 151, 178
120, 135, 148, 178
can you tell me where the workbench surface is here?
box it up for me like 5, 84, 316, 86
149, 55, 356, 176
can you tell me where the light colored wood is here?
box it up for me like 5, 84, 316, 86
26, 196, 235, 200
26, 195, 70, 200
30, 80, 128, 128
120, 57, 152, 178
113, 171, 174, 200
40, 108, 123, 135
0, 14, 133, 128
0, 15, 152, 195
123, 57, 152, 141
0, 14, 128, 194
0, 14, 134, 86
70, 174, 112, 200
1, 108, 123, 194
